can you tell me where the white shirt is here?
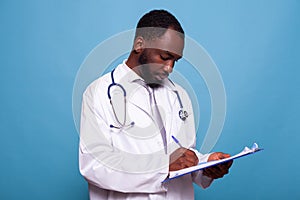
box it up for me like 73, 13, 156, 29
79, 61, 213, 200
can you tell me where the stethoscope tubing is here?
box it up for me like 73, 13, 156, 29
107, 68, 188, 129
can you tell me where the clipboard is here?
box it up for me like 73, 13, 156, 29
163, 143, 263, 182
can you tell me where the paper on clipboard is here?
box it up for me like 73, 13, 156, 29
164, 143, 263, 182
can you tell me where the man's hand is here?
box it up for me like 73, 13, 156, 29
203, 152, 233, 179
169, 148, 199, 171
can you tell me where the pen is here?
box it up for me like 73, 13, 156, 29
171, 135, 183, 148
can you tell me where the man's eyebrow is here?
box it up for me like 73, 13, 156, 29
165, 51, 182, 60
165, 51, 174, 57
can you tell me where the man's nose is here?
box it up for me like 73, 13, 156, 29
163, 65, 173, 74
163, 61, 174, 74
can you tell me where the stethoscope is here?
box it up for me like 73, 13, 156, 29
107, 69, 188, 129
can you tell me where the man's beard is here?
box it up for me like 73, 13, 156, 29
138, 50, 163, 88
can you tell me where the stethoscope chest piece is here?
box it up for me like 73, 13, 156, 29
179, 110, 188, 121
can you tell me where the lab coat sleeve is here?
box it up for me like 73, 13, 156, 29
79, 81, 169, 194
190, 149, 214, 189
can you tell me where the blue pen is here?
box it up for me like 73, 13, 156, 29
171, 135, 183, 148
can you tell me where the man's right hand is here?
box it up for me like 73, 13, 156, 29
169, 148, 199, 171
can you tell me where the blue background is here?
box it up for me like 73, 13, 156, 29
1, 0, 299, 199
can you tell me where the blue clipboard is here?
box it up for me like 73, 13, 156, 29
163, 143, 263, 182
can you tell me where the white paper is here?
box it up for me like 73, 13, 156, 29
166, 143, 262, 181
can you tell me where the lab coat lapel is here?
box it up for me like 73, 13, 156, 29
127, 78, 178, 125
112, 63, 155, 122
127, 88, 154, 122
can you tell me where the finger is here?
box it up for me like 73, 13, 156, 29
204, 166, 224, 177
203, 169, 224, 179
215, 163, 230, 172
203, 167, 218, 176
183, 149, 197, 157
203, 168, 222, 179
221, 153, 231, 159
180, 158, 197, 168
218, 160, 233, 170
226, 160, 233, 168
214, 165, 229, 177
177, 147, 189, 154
184, 154, 198, 165
169, 163, 183, 171
203, 164, 230, 179
183, 150, 199, 165
170, 148, 187, 163
216, 166, 229, 176
208, 152, 223, 161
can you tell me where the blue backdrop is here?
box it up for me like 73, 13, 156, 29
1, 0, 299, 199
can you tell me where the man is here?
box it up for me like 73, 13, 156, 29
79, 9, 232, 199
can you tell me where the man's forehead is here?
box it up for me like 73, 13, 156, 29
144, 28, 184, 56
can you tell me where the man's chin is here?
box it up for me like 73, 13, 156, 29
145, 78, 164, 87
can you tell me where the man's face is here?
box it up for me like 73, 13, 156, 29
137, 29, 184, 84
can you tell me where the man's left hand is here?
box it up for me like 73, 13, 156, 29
203, 152, 233, 179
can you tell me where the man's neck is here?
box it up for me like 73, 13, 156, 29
125, 52, 142, 77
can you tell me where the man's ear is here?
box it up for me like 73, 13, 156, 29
133, 36, 145, 53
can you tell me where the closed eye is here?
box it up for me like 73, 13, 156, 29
160, 55, 169, 61
160, 51, 182, 62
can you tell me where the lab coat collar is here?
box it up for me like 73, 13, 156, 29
117, 60, 177, 92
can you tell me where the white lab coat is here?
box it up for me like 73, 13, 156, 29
79, 60, 213, 200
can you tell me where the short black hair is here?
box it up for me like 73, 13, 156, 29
135, 9, 184, 40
